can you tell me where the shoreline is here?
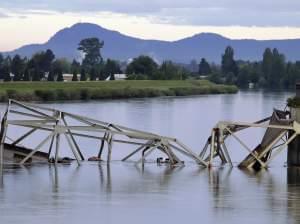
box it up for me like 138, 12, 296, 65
0, 80, 238, 102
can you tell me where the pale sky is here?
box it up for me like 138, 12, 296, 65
1, 0, 300, 51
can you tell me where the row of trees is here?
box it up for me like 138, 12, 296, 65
1, 37, 299, 87
126, 55, 188, 80
197, 46, 300, 88
0, 38, 122, 82
0, 37, 188, 82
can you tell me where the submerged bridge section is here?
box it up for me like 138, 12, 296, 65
0, 100, 207, 166
200, 109, 300, 169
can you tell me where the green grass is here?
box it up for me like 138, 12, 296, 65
0, 80, 238, 102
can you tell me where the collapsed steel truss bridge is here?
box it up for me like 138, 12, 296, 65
0, 100, 206, 166
0, 100, 299, 170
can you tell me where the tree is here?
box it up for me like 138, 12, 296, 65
249, 62, 261, 85
90, 67, 97, 81
57, 70, 64, 82
208, 72, 222, 84
0, 53, 4, 80
189, 59, 198, 74
71, 59, 80, 81
126, 56, 158, 79
78, 38, 104, 70
103, 59, 121, 79
271, 48, 285, 88
80, 68, 87, 81
11, 55, 25, 81
225, 72, 236, 85
236, 66, 250, 87
49, 58, 71, 75
262, 48, 273, 84
198, 58, 211, 75
47, 70, 55, 81
109, 74, 115, 80
2, 56, 11, 82
155, 61, 185, 80
284, 62, 300, 88
221, 46, 238, 78
72, 71, 78, 81
23, 68, 31, 81
2, 65, 11, 82
52, 60, 65, 82
42, 49, 55, 72
32, 69, 41, 81
30, 50, 55, 80
71, 59, 80, 72
0, 53, 3, 66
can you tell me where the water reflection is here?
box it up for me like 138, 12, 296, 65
98, 163, 112, 193
0, 91, 298, 224
1, 162, 300, 224
208, 167, 233, 215
287, 167, 300, 223
0, 167, 3, 189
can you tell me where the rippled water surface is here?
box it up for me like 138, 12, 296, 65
1, 90, 300, 224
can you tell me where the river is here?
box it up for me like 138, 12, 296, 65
0, 90, 299, 224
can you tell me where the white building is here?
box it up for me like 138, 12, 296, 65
106, 74, 127, 81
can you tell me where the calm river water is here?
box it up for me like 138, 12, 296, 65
1, 90, 300, 224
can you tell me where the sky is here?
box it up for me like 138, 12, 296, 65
1, 0, 300, 51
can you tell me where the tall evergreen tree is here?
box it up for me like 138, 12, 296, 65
104, 59, 121, 79
3, 56, 11, 81
0, 53, 4, 80
271, 48, 285, 87
11, 55, 25, 81
47, 70, 55, 81
23, 68, 31, 81
3, 64, 11, 82
32, 69, 41, 81
262, 48, 273, 84
221, 46, 238, 77
72, 70, 78, 81
90, 67, 97, 81
0, 53, 3, 65
198, 58, 211, 75
80, 68, 87, 81
57, 69, 64, 82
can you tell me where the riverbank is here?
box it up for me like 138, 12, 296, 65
0, 80, 238, 102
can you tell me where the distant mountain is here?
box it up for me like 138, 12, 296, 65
4, 23, 300, 63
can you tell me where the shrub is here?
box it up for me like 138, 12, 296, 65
35, 90, 56, 101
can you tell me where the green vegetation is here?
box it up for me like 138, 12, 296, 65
3, 36, 297, 90
200, 46, 300, 89
0, 80, 237, 102
287, 97, 300, 108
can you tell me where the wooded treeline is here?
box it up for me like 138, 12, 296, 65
198, 46, 300, 88
0, 37, 299, 88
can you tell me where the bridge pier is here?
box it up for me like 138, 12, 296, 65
288, 83, 300, 166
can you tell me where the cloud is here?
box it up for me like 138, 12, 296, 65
1, 0, 300, 26
0, 12, 10, 18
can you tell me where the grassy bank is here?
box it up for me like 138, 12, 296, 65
0, 80, 238, 102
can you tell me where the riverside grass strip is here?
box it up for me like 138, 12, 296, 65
0, 80, 238, 102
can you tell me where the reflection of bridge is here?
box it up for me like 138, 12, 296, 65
0, 99, 299, 170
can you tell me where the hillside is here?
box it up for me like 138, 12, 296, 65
5, 23, 300, 63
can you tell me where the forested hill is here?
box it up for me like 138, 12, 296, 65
5, 23, 300, 63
